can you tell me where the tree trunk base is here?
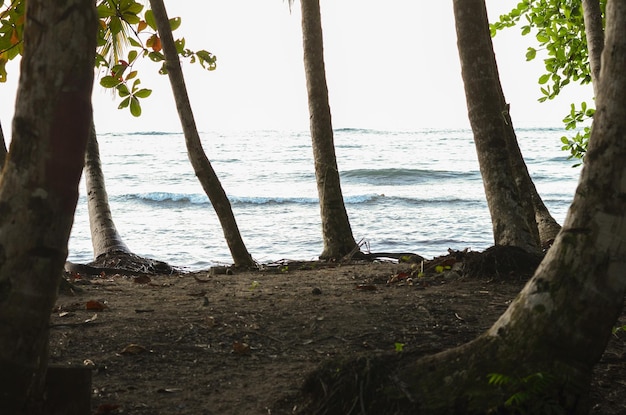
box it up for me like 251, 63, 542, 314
43, 365, 92, 415
88, 251, 176, 275
289, 335, 592, 415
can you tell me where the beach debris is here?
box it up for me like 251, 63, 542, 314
193, 274, 211, 283
387, 272, 410, 284
210, 266, 233, 276
355, 284, 377, 291
85, 300, 108, 311
157, 387, 183, 393
232, 341, 251, 355
119, 343, 149, 355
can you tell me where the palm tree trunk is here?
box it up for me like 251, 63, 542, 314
300, 0, 358, 260
455, 0, 542, 255
85, 123, 130, 257
148, 0, 255, 268
0, 0, 96, 411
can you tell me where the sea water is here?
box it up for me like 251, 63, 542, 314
67, 128, 580, 270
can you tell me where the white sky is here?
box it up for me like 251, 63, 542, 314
0, 0, 593, 135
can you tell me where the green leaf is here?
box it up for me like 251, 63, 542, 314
122, 13, 140, 25
125, 1, 144, 15
130, 96, 142, 117
129, 37, 142, 48
128, 49, 138, 64
525, 47, 536, 61
97, 2, 116, 18
131, 78, 141, 92
145, 9, 157, 30
538, 73, 550, 84
169, 17, 181, 31
100, 75, 121, 88
134, 88, 152, 99
196, 50, 217, 70
117, 83, 130, 97
175, 38, 186, 54
148, 51, 165, 62
118, 96, 131, 109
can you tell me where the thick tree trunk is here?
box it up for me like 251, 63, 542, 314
455, 0, 542, 255
0, 0, 97, 412
532, 185, 562, 246
299, 1, 626, 413
582, 0, 604, 96
85, 123, 130, 257
149, 0, 255, 268
300, 0, 358, 260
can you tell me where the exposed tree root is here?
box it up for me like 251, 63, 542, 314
66, 251, 177, 276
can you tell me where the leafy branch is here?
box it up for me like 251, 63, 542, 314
1, 0, 217, 117
95, 0, 217, 117
490, 0, 604, 163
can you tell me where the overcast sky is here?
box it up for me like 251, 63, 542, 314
0, 0, 592, 135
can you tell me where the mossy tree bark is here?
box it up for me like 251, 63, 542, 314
299, 2, 626, 413
300, 0, 358, 260
0, 0, 97, 412
149, 0, 255, 268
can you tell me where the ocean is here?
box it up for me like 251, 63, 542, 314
67, 127, 581, 271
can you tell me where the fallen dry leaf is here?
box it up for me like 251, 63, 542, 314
387, 272, 410, 284
120, 343, 148, 355
232, 341, 251, 355
85, 300, 107, 311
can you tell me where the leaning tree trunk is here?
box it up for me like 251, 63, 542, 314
85, 123, 130, 257
298, 1, 626, 413
455, 0, 542, 255
81, 123, 174, 274
0, 0, 96, 412
149, 0, 255, 268
300, 0, 358, 260
582, 0, 604, 96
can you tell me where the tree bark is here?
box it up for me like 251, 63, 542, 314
300, 0, 358, 260
455, 0, 542, 255
148, 0, 255, 268
85, 123, 130, 257
582, 0, 604, 96
0, 0, 97, 412
299, 1, 626, 412
0, 120, 6, 169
